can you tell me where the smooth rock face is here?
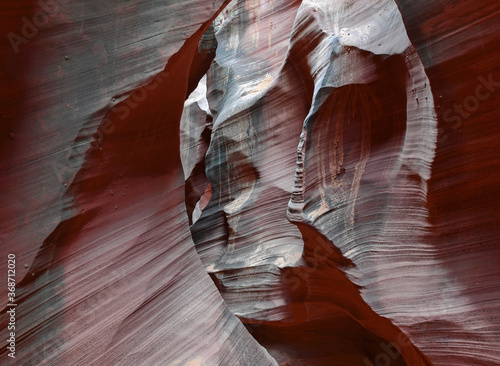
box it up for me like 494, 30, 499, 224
1, 0, 499, 366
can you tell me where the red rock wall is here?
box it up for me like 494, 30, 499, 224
1, 0, 499, 365
1, 1, 277, 365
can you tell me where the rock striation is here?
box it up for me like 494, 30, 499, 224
1, 0, 499, 365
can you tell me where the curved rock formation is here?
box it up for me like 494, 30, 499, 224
1, 0, 499, 365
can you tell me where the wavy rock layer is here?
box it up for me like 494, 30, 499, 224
184, 0, 500, 365
1, 1, 277, 365
1, 0, 499, 365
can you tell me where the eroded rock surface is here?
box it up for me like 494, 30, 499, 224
184, 0, 500, 365
1, 0, 499, 365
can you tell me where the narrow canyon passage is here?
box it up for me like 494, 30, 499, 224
1, 0, 499, 365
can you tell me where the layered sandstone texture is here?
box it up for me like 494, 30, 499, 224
1, 0, 499, 365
